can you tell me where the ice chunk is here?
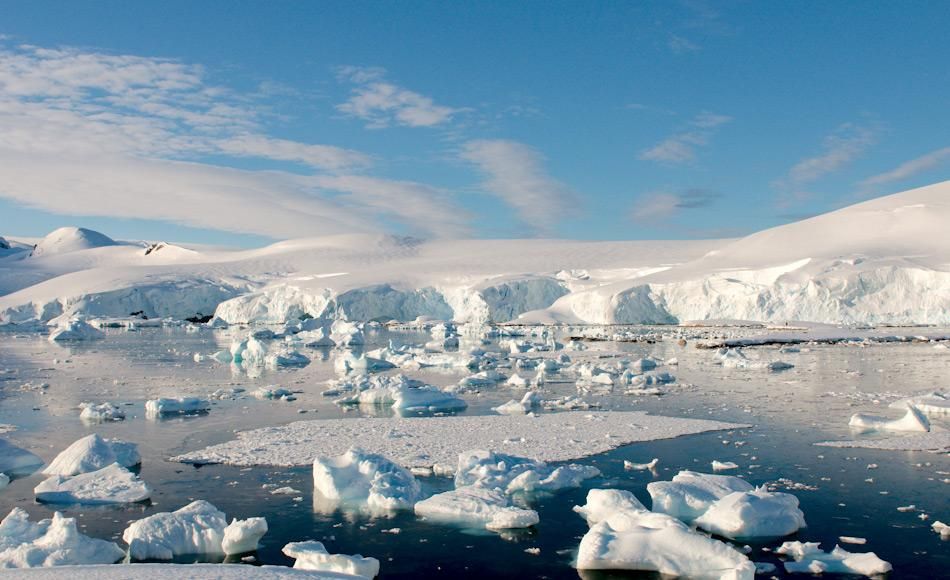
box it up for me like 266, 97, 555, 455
283, 540, 379, 578
776, 541, 891, 576
145, 397, 211, 417
414, 486, 539, 530
932, 520, 950, 539
889, 391, 949, 416
297, 327, 336, 348
331, 320, 365, 346
624, 458, 659, 471
492, 391, 541, 415
312, 449, 421, 514
573, 489, 755, 579
711, 460, 739, 471
0, 440, 44, 477
334, 375, 466, 414
34, 463, 151, 504
693, 488, 806, 539
0, 508, 124, 567
716, 348, 792, 371
454, 450, 600, 494
849, 404, 930, 432
78, 402, 125, 423
253, 387, 296, 400
266, 350, 310, 368
43, 434, 140, 476
122, 500, 266, 560
334, 353, 396, 374
647, 470, 754, 523
47, 319, 104, 342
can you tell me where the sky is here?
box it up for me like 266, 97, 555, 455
0, 0, 948, 247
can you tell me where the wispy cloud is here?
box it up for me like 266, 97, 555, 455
0, 42, 469, 238
336, 66, 461, 129
668, 34, 700, 54
859, 146, 950, 190
778, 123, 877, 188
639, 112, 732, 164
631, 188, 721, 222
460, 139, 576, 233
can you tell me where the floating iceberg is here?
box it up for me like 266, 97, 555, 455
43, 434, 140, 477
776, 541, 891, 576
849, 404, 930, 432
492, 391, 541, 415
145, 397, 211, 417
0, 508, 124, 568
647, 470, 754, 523
123, 500, 267, 560
312, 449, 421, 514
35, 463, 151, 505
282, 540, 380, 578
414, 486, 539, 530
693, 488, 806, 539
454, 449, 600, 494
573, 489, 755, 579
78, 402, 125, 423
333, 375, 466, 414
47, 319, 104, 342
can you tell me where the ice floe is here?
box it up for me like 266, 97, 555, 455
47, 319, 104, 342
34, 463, 151, 504
0, 508, 125, 568
43, 434, 140, 476
454, 449, 600, 494
776, 541, 892, 576
414, 486, 539, 530
693, 488, 806, 539
78, 402, 125, 423
283, 540, 380, 578
123, 500, 267, 560
816, 432, 950, 452
492, 391, 541, 415
572, 489, 755, 579
648, 470, 754, 523
0, 440, 44, 476
333, 375, 466, 414
174, 412, 744, 469
849, 404, 930, 432
145, 396, 211, 417
889, 391, 949, 416
312, 449, 422, 514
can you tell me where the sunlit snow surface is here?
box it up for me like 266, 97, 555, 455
0, 324, 948, 578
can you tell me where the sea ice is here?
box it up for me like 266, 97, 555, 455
454, 449, 600, 494
47, 319, 104, 342
145, 397, 211, 417
492, 391, 541, 415
776, 541, 892, 576
282, 540, 379, 578
647, 470, 754, 523
123, 500, 267, 560
0, 474, 8, 490
334, 376, 466, 414
0, 440, 44, 476
572, 489, 755, 579
693, 488, 806, 539
34, 463, 151, 504
849, 404, 930, 432
43, 434, 140, 476
889, 391, 949, 416
78, 402, 125, 423
932, 521, 950, 539
413, 486, 539, 530
711, 460, 739, 471
312, 449, 422, 514
0, 508, 125, 568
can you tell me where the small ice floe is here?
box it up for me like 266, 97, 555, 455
334, 353, 396, 374
252, 386, 296, 401
43, 434, 140, 476
693, 488, 806, 539
457, 369, 506, 390
123, 500, 267, 560
0, 439, 44, 477
266, 350, 310, 368
312, 449, 421, 514
330, 319, 365, 346
932, 520, 950, 539
839, 536, 867, 545
648, 470, 754, 522
334, 375, 466, 414
711, 460, 739, 471
506, 373, 529, 388
35, 463, 151, 504
0, 508, 125, 567
414, 486, 539, 530
624, 458, 659, 471
716, 348, 793, 371
145, 396, 211, 418
47, 319, 104, 342
297, 327, 336, 348
849, 404, 930, 433
454, 449, 600, 494
889, 391, 949, 416
776, 541, 891, 576
78, 402, 125, 423
573, 489, 755, 579
282, 540, 380, 578
492, 391, 542, 415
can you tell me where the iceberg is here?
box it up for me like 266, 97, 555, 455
647, 470, 754, 523
413, 486, 539, 531
693, 488, 806, 539
312, 449, 422, 514
849, 404, 931, 432
776, 541, 892, 576
0, 508, 125, 568
34, 463, 151, 505
43, 434, 140, 476
282, 540, 380, 578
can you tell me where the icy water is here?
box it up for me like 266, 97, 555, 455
1, 325, 948, 578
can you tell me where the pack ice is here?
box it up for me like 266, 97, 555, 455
5, 181, 950, 327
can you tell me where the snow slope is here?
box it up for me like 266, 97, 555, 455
3, 180, 950, 326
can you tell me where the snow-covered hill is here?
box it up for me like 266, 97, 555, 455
2, 180, 949, 326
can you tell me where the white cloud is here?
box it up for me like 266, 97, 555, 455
779, 123, 877, 187
859, 146, 950, 189
0, 42, 469, 239
460, 139, 576, 232
336, 66, 461, 128
639, 112, 731, 164
631, 189, 721, 222
668, 34, 700, 54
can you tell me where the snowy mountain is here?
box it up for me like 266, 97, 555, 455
2, 180, 949, 326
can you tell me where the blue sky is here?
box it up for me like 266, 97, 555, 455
0, 0, 948, 246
